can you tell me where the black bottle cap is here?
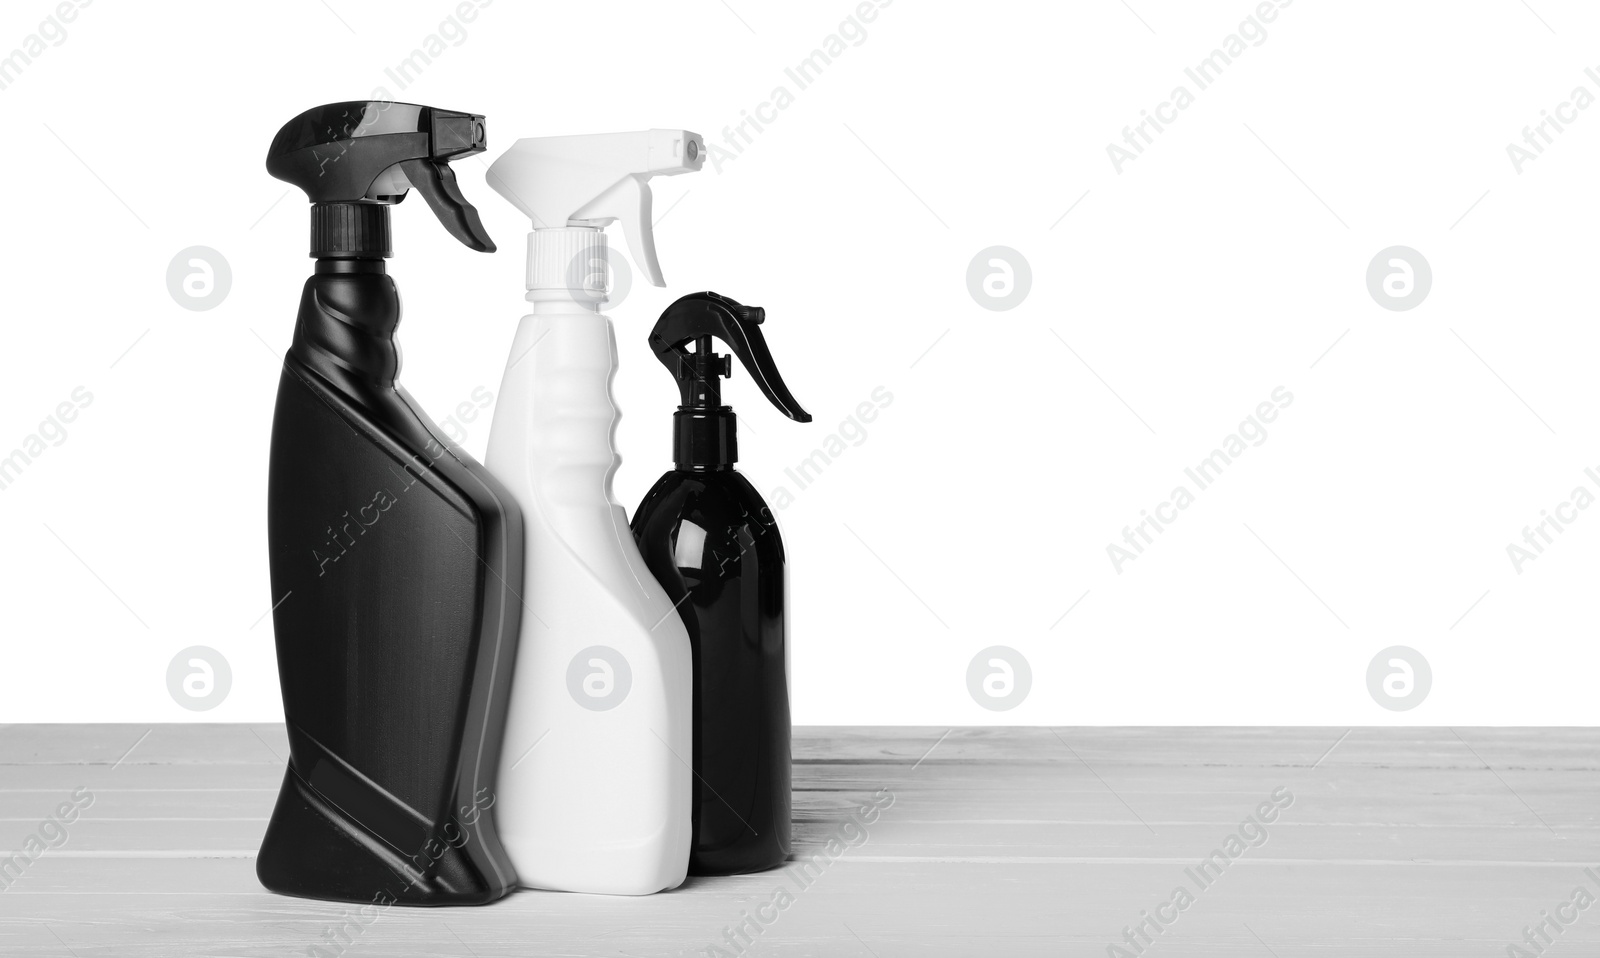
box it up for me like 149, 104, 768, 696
310, 203, 391, 258
649, 292, 810, 468
266, 101, 495, 257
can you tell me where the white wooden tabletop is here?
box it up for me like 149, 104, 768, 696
0, 725, 1592, 956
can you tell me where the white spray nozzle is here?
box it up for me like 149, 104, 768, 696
486, 129, 704, 288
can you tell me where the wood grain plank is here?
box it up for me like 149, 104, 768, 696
0, 725, 1593, 957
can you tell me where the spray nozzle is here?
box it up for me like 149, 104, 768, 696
266, 101, 496, 256
485, 130, 704, 288
649, 292, 808, 469
651, 292, 811, 421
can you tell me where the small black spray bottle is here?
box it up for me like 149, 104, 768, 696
631, 292, 810, 875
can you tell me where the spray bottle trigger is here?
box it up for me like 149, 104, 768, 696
650, 293, 811, 422
398, 157, 496, 252
573, 175, 663, 286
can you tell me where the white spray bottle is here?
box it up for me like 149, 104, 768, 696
483, 130, 703, 895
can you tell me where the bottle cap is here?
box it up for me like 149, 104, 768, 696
486, 130, 703, 289
267, 101, 496, 257
649, 292, 810, 468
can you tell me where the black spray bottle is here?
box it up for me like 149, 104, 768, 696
631, 292, 810, 874
257, 102, 523, 905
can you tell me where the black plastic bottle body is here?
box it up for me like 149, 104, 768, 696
258, 258, 523, 905
632, 467, 792, 875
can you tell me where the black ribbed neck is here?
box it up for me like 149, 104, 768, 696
310, 203, 391, 259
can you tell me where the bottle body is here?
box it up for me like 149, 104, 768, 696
632, 469, 793, 875
487, 297, 692, 895
259, 261, 524, 906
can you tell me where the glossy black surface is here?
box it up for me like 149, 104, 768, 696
635, 292, 810, 875
258, 259, 523, 905
633, 469, 792, 874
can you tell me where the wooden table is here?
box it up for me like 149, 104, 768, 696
0, 726, 1593, 956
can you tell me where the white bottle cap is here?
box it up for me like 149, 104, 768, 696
487, 130, 704, 291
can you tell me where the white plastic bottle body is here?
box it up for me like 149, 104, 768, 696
488, 294, 692, 895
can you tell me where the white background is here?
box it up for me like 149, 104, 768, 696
0, 0, 1594, 725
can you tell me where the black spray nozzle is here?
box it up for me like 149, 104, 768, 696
649, 292, 810, 420
266, 101, 495, 256
649, 292, 809, 469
